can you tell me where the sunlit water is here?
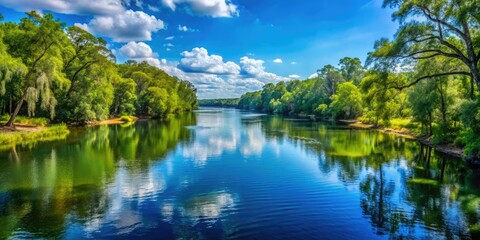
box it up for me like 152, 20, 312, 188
0, 108, 479, 239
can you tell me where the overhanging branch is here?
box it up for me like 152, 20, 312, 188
392, 71, 470, 90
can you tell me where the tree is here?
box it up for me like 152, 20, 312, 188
144, 87, 169, 117
360, 71, 407, 126
370, 0, 480, 93
1, 11, 68, 126
0, 21, 27, 116
339, 57, 365, 85
330, 82, 363, 119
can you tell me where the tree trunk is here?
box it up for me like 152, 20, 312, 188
9, 95, 12, 114
439, 86, 447, 126
5, 93, 26, 127
428, 112, 433, 136
472, 67, 480, 94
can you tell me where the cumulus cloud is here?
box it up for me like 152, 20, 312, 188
0, 0, 125, 16
75, 10, 164, 42
119, 41, 156, 58
118, 44, 288, 98
273, 58, 283, 63
240, 57, 289, 83
289, 74, 300, 79
165, 36, 175, 40
161, 0, 238, 18
178, 47, 240, 75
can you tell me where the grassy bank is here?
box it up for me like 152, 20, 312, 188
0, 124, 70, 149
0, 115, 138, 149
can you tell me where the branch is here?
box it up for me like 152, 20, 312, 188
412, 53, 442, 59
392, 71, 470, 90
419, 6, 466, 39
399, 49, 461, 60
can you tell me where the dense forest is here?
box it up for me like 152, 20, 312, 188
239, 1, 480, 159
0, 12, 198, 126
198, 98, 240, 107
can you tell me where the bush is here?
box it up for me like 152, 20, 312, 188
119, 115, 136, 122
459, 100, 480, 159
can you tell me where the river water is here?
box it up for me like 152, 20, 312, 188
0, 108, 479, 239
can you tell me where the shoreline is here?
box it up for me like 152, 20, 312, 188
0, 117, 138, 148
0, 115, 469, 161
345, 120, 466, 160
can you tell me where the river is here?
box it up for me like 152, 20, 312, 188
0, 108, 479, 239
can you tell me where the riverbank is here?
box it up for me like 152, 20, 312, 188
0, 124, 70, 149
345, 120, 466, 159
0, 116, 138, 148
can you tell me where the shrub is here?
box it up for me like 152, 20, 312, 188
119, 115, 136, 122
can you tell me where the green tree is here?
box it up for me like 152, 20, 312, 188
2, 11, 68, 126
339, 57, 365, 85
330, 82, 363, 119
371, 0, 480, 94
111, 76, 137, 116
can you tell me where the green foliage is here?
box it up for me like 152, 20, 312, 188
239, 58, 366, 117
198, 98, 239, 107
459, 100, 480, 158
330, 82, 363, 119
0, 12, 197, 125
119, 115, 136, 122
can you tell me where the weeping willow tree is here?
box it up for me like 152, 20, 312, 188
0, 14, 27, 116
0, 11, 68, 127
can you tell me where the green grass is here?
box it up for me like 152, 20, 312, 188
388, 118, 418, 130
0, 124, 70, 149
0, 115, 50, 127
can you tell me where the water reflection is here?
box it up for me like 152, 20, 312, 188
0, 109, 478, 239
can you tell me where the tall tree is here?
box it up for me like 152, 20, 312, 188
370, 0, 480, 93
1, 11, 68, 126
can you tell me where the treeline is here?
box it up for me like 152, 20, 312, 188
198, 98, 239, 107
240, 1, 480, 159
0, 12, 198, 126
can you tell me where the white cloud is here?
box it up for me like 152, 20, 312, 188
165, 36, 175, 40
273, 58, 283, 63
163, 43, 174, 48
0, 0, 125, 16
75, 10, 164, 42
119, 44, 288, 98
178, 25, 198, 32
291, 61, 297, 65
178, 47, 240, 75
161, 0, 238, 18
240, 57, 289, 83
147, 4, 159, 11
289, 74, 300, 79
308, 72, 319, 79
119, 41, 156, 58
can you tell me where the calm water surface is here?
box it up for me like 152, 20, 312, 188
0, 108, 479, 239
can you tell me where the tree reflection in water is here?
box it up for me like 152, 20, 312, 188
260, 116, 480, 239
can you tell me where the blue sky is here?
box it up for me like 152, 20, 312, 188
0, 0, 398, 98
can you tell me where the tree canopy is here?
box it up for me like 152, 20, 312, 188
0, 11, 198, 125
